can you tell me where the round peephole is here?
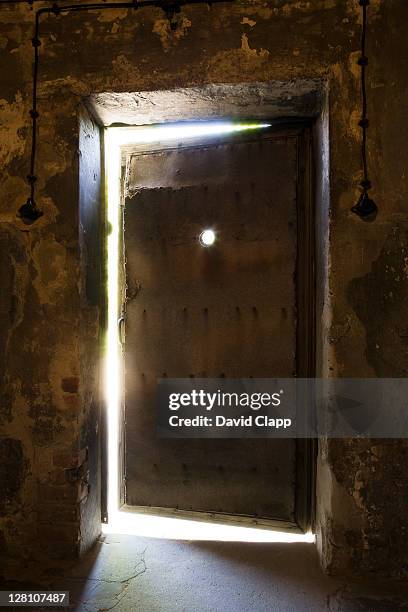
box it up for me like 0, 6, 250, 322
199, 229, 216, 247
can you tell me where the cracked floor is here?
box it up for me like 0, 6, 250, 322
41, 533, 408, 612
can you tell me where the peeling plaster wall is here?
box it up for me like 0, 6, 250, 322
0, 0, 407, 582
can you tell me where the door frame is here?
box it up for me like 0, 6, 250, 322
294, 124, 316, 533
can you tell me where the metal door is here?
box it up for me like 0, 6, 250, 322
121, 128, 314, 530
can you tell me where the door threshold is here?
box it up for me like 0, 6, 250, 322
122, 504, 304, 533
103, 504, 315, 542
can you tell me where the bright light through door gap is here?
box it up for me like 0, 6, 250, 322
105, 121, 314, 544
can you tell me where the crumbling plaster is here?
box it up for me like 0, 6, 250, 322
0, 0, 407, 582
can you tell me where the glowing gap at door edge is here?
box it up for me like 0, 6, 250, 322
104, 122, 315, 543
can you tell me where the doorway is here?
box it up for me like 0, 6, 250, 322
105, 121, 315, 535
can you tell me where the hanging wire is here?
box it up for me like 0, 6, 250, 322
351, 0, 378, 220
15, 0, 232, 223
359, 0, 369, 190
12, 0, 378, 223
0, 0, 139, 5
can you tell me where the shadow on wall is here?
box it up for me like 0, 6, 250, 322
348, 225, 408, 377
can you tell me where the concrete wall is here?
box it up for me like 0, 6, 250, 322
0, 0, 407, 582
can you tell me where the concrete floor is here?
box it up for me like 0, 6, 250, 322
46, 533, 407, 612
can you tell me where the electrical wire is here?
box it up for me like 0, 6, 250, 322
358, 0, 370, 192
350, 0, 377, 220
9, 0, 377, 221
11, 0, 233, 221
0, 1, 130, 6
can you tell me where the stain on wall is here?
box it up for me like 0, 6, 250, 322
0, 438, 27, 517
0, 0, 407, 582
348, 226, 408, 376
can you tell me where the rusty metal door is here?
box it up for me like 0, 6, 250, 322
122, 127, 314, 530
